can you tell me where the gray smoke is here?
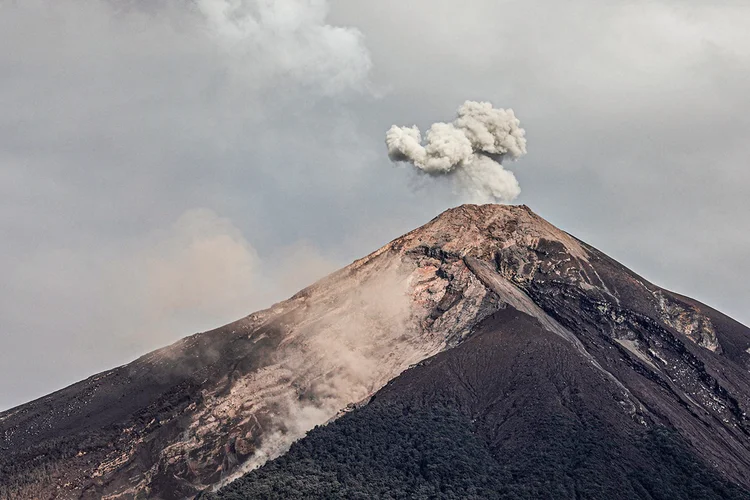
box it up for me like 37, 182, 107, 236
386, 101, 527, 203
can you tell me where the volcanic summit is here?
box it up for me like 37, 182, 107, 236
2, 204, 750, 499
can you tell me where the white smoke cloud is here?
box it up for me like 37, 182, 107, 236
386, 100, 527, 203
456, 155, 521, 203
196, 0, 372, 95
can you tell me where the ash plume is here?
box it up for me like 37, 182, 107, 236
386, 101, 527, 203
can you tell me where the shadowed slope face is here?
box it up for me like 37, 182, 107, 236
3, 204, 750, 499
211, 308, 750, 499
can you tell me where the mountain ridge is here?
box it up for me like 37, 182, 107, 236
209, 305, 750, 499
2, 203, 750, 499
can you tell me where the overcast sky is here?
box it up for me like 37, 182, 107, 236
1, 0, 748, 411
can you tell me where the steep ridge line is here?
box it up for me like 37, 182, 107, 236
463, 255, 647, 422
2, 203, 750, 499
208, 304, 750, 500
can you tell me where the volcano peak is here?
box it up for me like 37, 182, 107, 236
3, 205, 750, 500
388, 202, 589, 262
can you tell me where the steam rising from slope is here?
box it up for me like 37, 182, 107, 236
212, 265, 433, 488
386, 101, 527, 203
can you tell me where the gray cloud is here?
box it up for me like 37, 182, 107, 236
195, 0, 371, 95
1, 0, 749, 410
0, 0, 372, 409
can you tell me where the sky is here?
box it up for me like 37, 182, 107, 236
1, 0, 748, 411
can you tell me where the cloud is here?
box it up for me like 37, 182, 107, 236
1, 0, 750, 414
386, 101, 526, 203
0, 0, 374, 410
455, 155, 521, 203
122, 209, 262, 334
195, 0, 372, 95
106, 209, 341, 352
267, 239, 343, 294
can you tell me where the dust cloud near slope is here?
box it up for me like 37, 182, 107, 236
212, 270, 404, 485
204, 232, 502, 490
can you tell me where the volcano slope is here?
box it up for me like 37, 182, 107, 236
3, 204, 750, 499
209, 307, 750, 500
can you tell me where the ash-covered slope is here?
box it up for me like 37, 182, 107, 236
0, 206, 507, 500
3, 204, 750, 500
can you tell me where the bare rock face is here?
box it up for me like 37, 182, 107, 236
2, 204, 750, 499
654, 290, 721, 351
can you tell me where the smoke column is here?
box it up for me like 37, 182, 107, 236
386, 101, 527, 203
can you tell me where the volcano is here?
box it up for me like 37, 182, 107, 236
2, 204, 750, 499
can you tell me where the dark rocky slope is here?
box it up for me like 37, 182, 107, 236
2, 204, 750, 499
210, 307, 750, 499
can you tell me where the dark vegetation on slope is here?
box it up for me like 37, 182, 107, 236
208, 403, 748, 500
209, 308, 750, 500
